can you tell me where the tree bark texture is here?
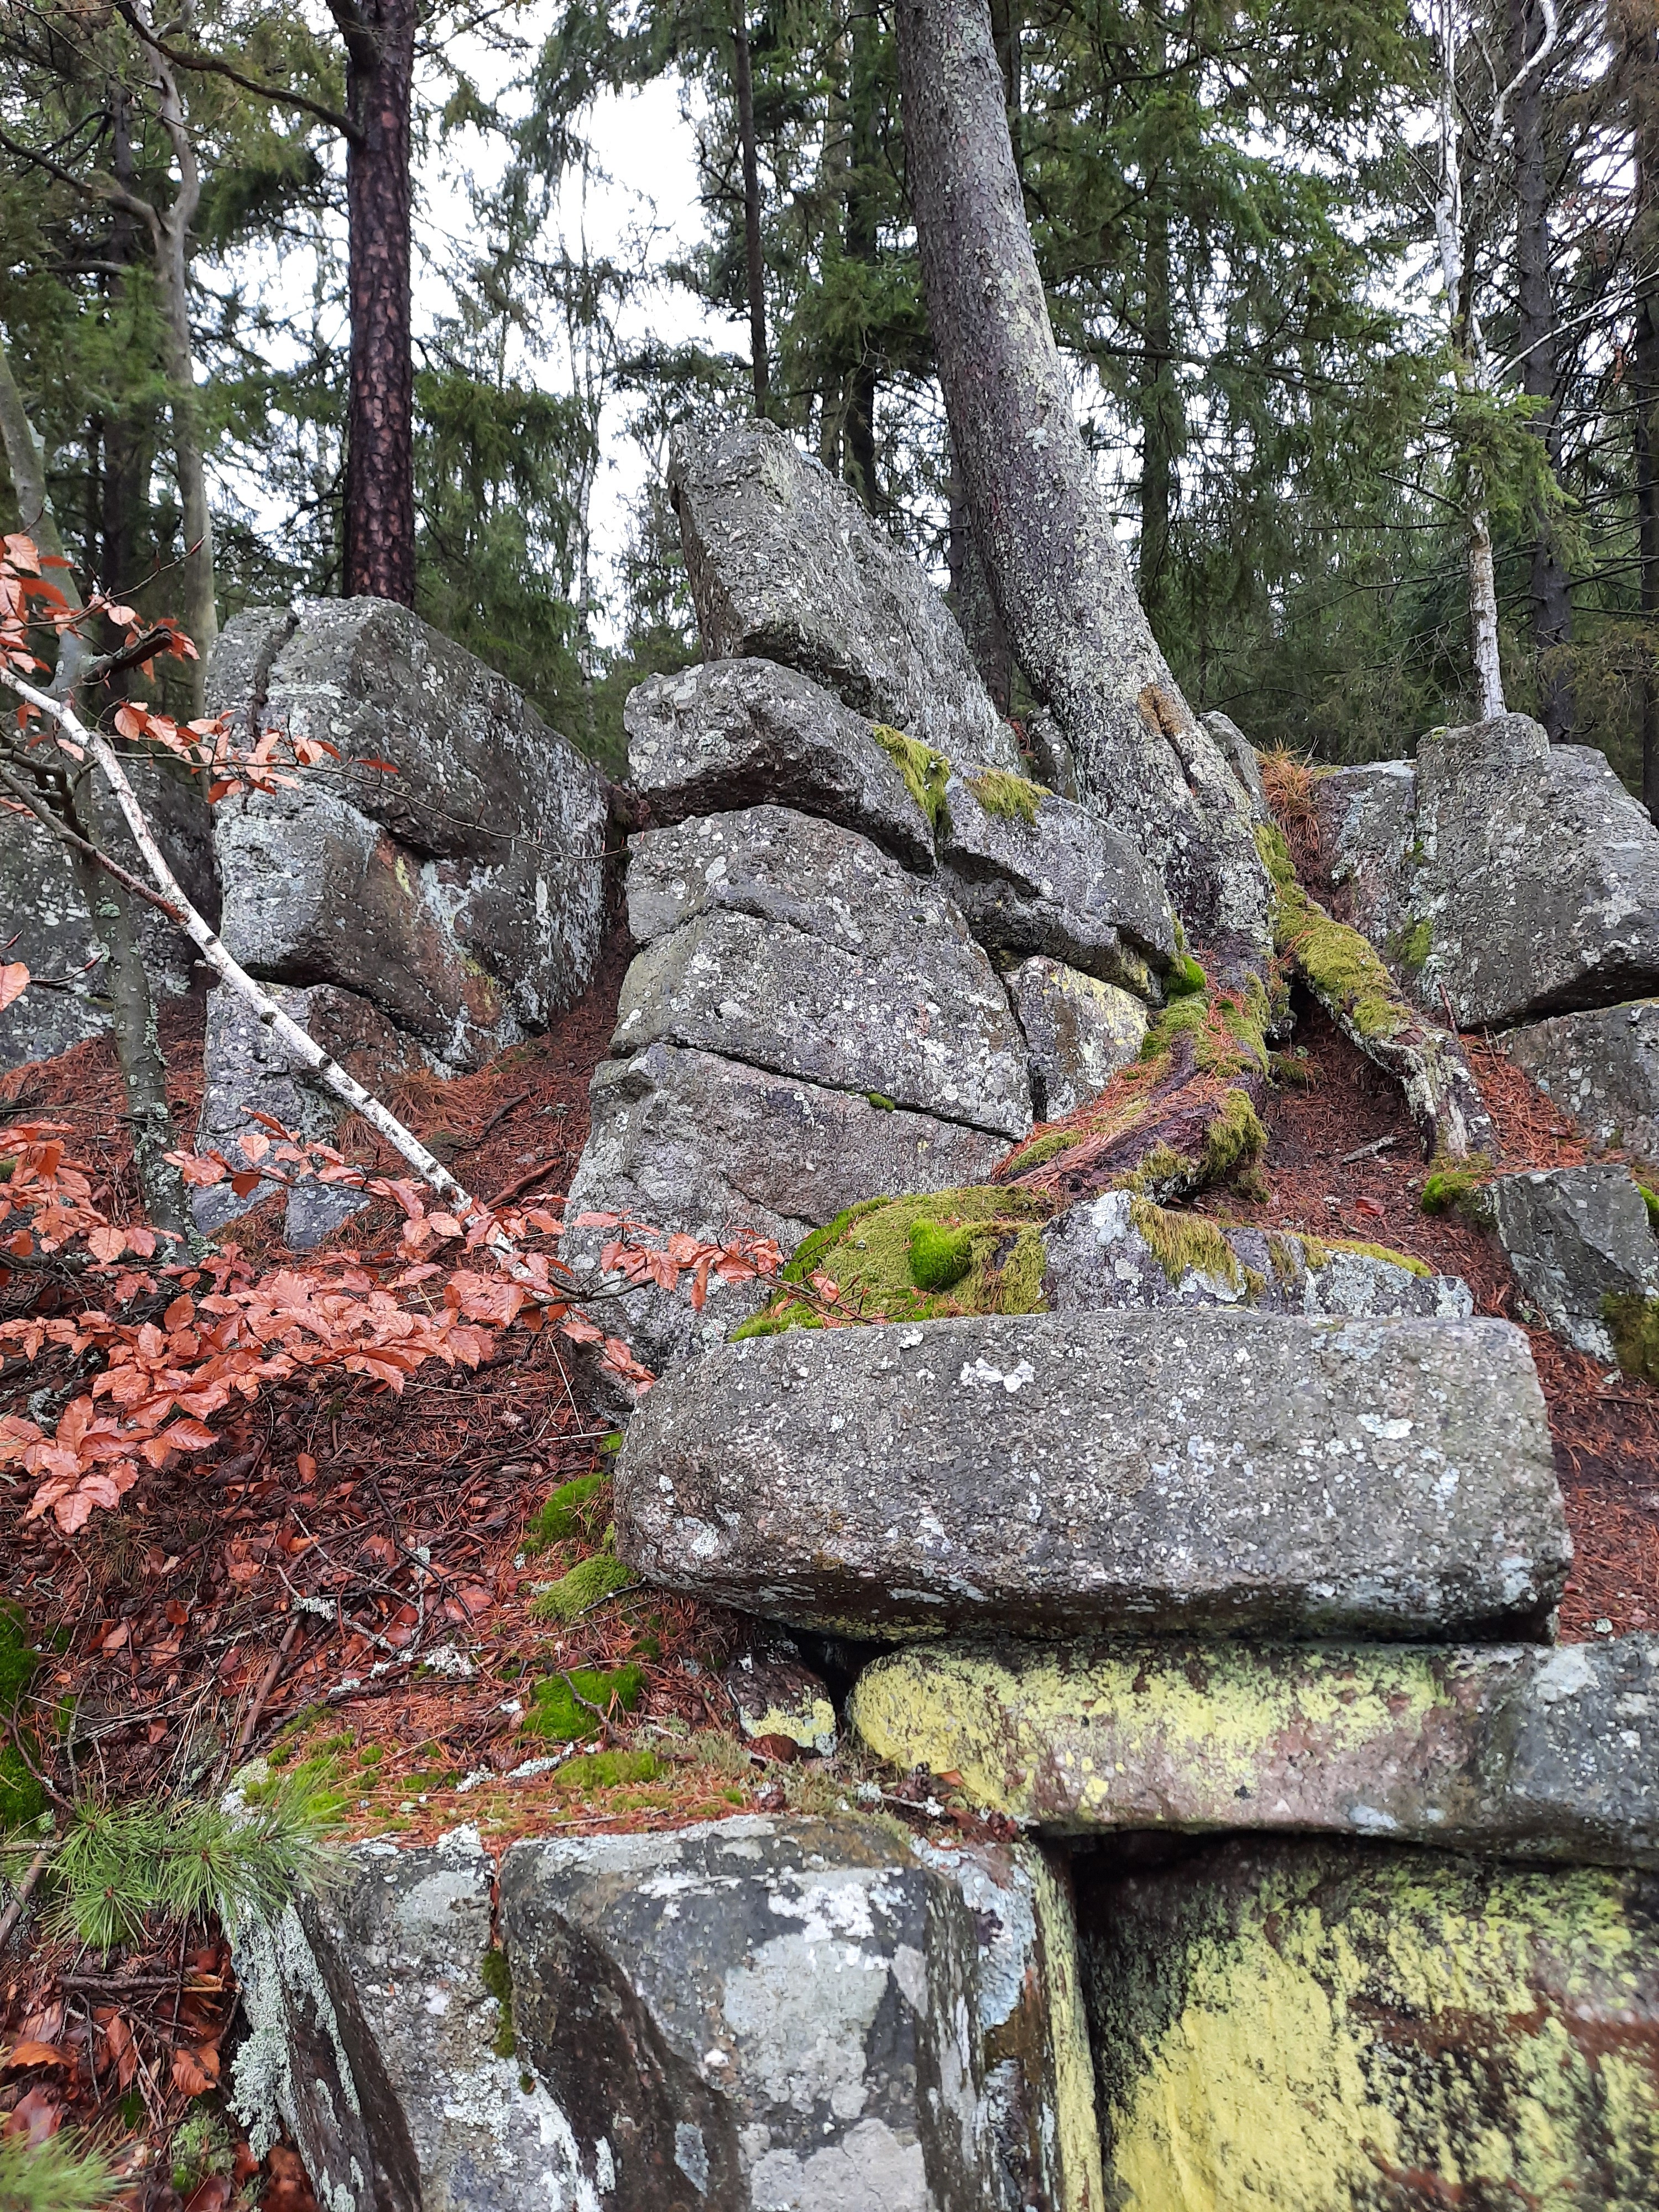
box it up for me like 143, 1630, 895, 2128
842, 3, 880, 508
947, 468, 1012, 712
1510, 0, 1572, 737
333, 0, 417, 604
1632, 2, 1659, 818
732, 9, 771, 421
893, 0, 1269, 947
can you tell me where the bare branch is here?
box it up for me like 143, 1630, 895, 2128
0, 754, 186, 924
113, 7, 360, 144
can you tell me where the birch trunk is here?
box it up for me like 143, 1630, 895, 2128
893, 0, 1269, 946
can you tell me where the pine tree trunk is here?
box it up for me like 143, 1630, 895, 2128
732, 8, 771, 420
893, 0, 1269, 945
947, 468, 1012, 712
333, 0, 417, 604
843, 2, 880, 509
1510, 0, 1572, 737
1633, 4, 1659, 818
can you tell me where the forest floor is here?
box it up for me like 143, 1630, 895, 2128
2, 931, 1656, 2208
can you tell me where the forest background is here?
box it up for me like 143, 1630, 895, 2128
3, 0, 1657, 796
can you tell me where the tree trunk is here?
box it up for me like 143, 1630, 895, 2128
842, 2, 880, 509
1632, 2, 1659, 818
946, 467, 1012, 712
732, 8, 771, 421
893, 0, 1268, 945
1510, 0, 1572, 737
1468, 506, 1506, 722
332, 0, 417, 604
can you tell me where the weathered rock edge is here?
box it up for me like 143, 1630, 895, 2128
849, 1635, 1658, 1869
613, 1311, 1569, 1642
232, 1816, 1103, 2212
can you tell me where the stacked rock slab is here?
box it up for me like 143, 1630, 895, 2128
196, 599, 607, 1232
564, 427, 1182, 1374
1505, 998, 1659, 1165
231, 1815, 1103, 2212
1469, 1162, 1659, 1367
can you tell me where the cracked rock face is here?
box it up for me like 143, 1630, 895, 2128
1004, 958, 1148, 1120
669, 420, 1020, 773
850, 1634, 1659, 1867
1041, 1191, 1473, 1321
623, 658, 936, 870
207, 599, 608, 1071
611, 811, 1032, 1140
935, 772, 1176, 996
1311, 717, 1659, 1028
612, 1310, 1569, 1642
232, 1818, 1102, 2212
560, 1043, 1007, 1373
1077, 1837, 1659, 2211
1473, 1162, 1659, 1364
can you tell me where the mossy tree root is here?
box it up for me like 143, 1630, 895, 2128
1255, 825, 1493, 1162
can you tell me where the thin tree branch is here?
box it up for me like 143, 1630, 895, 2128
0, 754, 187, 923
114, 17, 361, 143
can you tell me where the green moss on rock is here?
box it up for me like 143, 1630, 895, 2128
871, 724, 951, 828
1166, 954, 1207, 999
1421, 1166, 1483, 1217
1604, 1291, 1659, 1385
1392, 915, 1434, 973
907, 1218, 975, 1291
479, 1948, 517, 2058
965, 766, 1046, 826
1128, 1199, 1245, 1291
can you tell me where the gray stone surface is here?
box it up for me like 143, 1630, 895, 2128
561, 1043, 1008, 1373
233, 1817, 1103, 2212
669, 420, 1020, 773
1504, 998, 1659, 1165
1474, 1162, 1659, 1363
193, 980, 432, 1245
1041, 1190, 1474, 1321
850, 1634, 1659, 1869
936, 771, 1175, 996
1202, 711, 1268, 822
1005, 958, 1147, 1120
623, 658, 935, 869
721, 1637, 838, 1755
611, 846, 1033, 1140
1077, 1838, 1659, 2209
614, 1310, 1568, 1643
0, 751, 217, 1070
1310, 719, 1659, 1027
209, 599, 607, 1069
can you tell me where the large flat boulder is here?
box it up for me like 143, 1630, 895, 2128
669, 420, 1020, 773
208, 600, 607, 1069
1474, 1162, 1659, 1365
561, 1044, 1006, 1372
1041, 1190, 1473, 1321
849, 1635, 1659, 1869
623, 658, 935, 870
611, 814, 1033, 1140
1504, 998, 1659, 1164
613, 1311, 1569, 1642
1004, 958, 1147, 1120
936, 770, 1176, 996
232, 1817, 1103, 2212
1077, 1838, 1659, 2210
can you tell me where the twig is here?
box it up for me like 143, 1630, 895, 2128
221, 1617, 302, 1776
472, 1087, 535, 1141
1339, 1134, 1399, 1164
0, 1844, 49, 1955
485, 1159, 565, 1210
557, 1670, 626, 1749
0, 755, 186, 922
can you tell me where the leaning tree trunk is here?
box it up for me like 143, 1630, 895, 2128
1632, 0, 1659, 820
893, 0, 1268, 947
1511, 0, 1572, 737
732, 7, 771, 421
331, 0, 417, 604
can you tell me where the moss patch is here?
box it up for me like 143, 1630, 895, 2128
1326, 1237, 1431, 1278
524, 1474, 608, 1553
522, 1663, 645, 1743
872, 724, 951, 828
966, 766, 1046, 826
1128, 1199, 1245, 1291
553, 1749, 663, 1791
0, 1604, 43, 1830
740, 1185, 1055, 1335
1165, 954, 1207, 999
1603, 1292, 1659, 1385
1014, 1131, 1082, 1168
1636, 1182, 1659, 1233
479, 1948, 517, 2058
1421, 1166, 1484, 1217
529, 1542, 634, 1624
1392, 915, 1434, 973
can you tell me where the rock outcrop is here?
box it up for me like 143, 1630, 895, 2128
1504, 998, 1659, 1165
1311, 714, 1659, 1028
849, 1634, 1659, 1867
1077, 1838, 1659, 2210
624, 656, 937, 872
613, 1311, 1568, 1641
1040, 1190, 1473, 1320
669, 419, 1020, 774
1004, 959, 1148, 1121
233, 1817, 1103, 2212
1472, 1162, 1659, 1366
